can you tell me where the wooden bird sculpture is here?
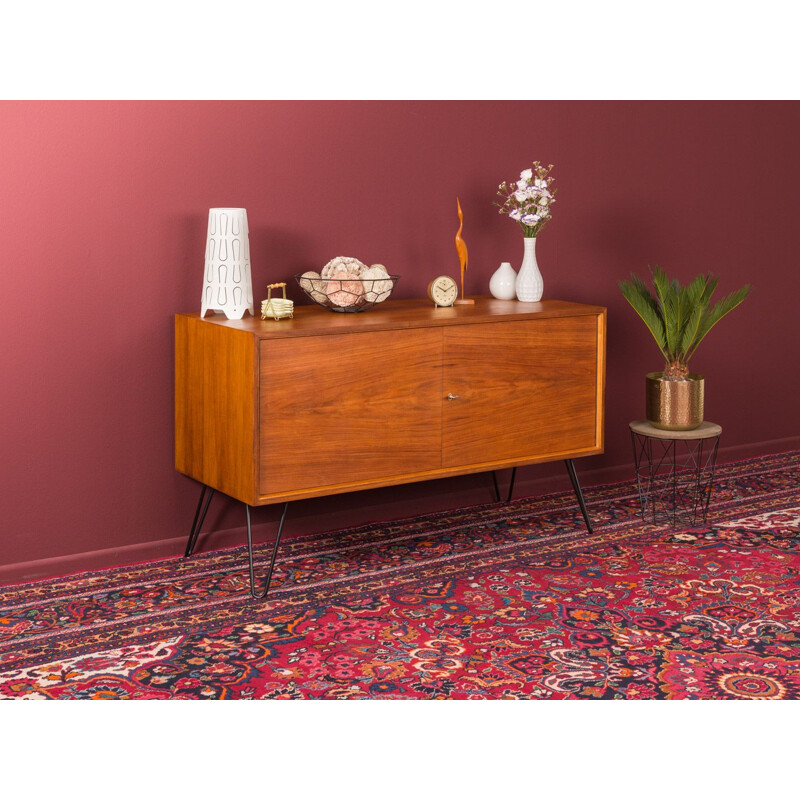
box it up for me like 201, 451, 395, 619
454, 197, 473, 304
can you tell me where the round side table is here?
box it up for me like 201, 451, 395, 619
629, 420, 722, 527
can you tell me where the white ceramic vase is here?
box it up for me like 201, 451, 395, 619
489, 261, 517, 300
201, 207, 254, 319
515, 237, 543, 302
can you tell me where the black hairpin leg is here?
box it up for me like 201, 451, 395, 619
565, 459, 593, 533
184, 484, 215, 558
492, 468, 518, 503
506, 468, 517, 503
245, 502, 289, 600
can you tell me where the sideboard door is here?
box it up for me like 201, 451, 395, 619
259, 328, 443, 497
442, 317, 599, 468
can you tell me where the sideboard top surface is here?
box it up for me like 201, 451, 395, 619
177, 297, 606, 340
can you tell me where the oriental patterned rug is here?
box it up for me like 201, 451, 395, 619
1, 451, 799, 699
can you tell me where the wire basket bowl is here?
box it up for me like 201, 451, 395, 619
294, 273, 399, 313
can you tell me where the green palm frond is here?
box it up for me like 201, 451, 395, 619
618, 274, 668, 359
677, 274, 711, 358
650, 267, 673, 352
678, 302, 706, 361
620, 266, 750, 372
699, 274, 719, 307
686, 284, 751, 361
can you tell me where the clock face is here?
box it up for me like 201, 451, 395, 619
428, 276, 458, 307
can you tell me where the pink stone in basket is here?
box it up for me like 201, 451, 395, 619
326, 270, 365, 307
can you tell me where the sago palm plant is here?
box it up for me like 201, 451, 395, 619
619, 267, 750, 380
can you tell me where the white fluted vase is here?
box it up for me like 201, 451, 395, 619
515, 237, 543, 302
201, 207, 254, 319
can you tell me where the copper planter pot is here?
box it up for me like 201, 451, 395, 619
646, 372, 704, 431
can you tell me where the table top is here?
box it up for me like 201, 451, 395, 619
179, 297, 606, 340
629, 420, 722, 440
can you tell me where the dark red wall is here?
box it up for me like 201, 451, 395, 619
2, 101, 798, 579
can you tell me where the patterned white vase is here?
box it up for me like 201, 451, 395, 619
515, 237, 543, 302
201, 208, 254, 319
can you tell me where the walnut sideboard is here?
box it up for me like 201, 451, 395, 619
175, 297, 606, 598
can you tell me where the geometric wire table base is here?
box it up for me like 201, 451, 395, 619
630, 421, 721, 528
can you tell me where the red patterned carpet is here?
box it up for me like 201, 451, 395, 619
1, 452, 798, 699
